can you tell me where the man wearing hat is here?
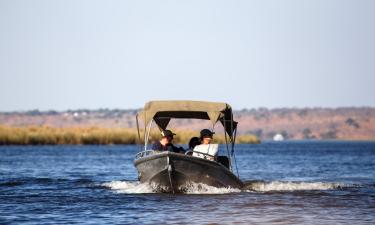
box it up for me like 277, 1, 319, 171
191, 129, 217, 161
200, 129, 215, 145
152, 129, 184, 153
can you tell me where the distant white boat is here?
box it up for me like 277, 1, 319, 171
273, 133, 284, 141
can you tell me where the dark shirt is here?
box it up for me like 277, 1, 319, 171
152, 141, 184, 153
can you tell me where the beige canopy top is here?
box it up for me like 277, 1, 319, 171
137, 100, 237, 139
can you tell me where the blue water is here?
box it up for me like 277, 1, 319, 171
1, 142, 374, 224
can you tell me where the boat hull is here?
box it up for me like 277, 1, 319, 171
134, 152, 243, 193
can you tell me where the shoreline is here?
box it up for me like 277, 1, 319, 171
0, 125, 260, 145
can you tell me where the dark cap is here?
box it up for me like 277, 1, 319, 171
200, 129, 215, 138
161, 130, 176, 137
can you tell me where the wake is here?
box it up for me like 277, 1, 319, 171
102, 181, 154, 194
243, 180, 345, 192
102, 181, 241, 194
102, 180, 347, 194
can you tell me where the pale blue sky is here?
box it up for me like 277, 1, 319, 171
1, 0, 374, 111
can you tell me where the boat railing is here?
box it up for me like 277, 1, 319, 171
186, 151, 230, 168
135, 150, 160, 159
136, 149, 222, 160
136, 150, 216, 159
184, 150, 216, 159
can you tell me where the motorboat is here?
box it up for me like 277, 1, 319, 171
134, 100, 244, 193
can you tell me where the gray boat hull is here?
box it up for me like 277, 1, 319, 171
134, 152, 243, 193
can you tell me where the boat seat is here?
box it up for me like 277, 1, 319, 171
192, 144, 218, 161
217, 156, 229, 169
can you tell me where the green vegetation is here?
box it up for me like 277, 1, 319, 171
0, 125, 260, 145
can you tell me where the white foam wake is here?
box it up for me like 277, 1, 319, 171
184, 183, 241, 194
103, 180, 344, 194
244, 181, 343, 192
102, 181, 154, 194
102, 181, 241, 194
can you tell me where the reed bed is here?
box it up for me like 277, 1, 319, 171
0, 125, 260, 145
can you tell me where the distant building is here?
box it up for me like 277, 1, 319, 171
273, 133, 284, 141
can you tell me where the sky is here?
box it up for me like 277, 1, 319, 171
0, 0, 374, 111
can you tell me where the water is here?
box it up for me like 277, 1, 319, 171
1, 142, 374, 224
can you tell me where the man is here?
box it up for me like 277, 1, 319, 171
193, 129, 218, 161
200, 129, 215, 145
152, 129, 184, 153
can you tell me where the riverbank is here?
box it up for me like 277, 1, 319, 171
2, 107, 374, 140
0, 125, 260, 145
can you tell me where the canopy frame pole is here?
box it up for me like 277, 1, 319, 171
230, 112, 240, 179
232, 126, 240, 179
136, 114, 143, 152
230, 111, 235, 154
144, 119, 154, 151
222, 118, 233, 172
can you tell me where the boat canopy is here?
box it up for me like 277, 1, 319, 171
137, 100, 237, 139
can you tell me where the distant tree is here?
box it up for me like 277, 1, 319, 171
254, 108, 270, 121
345, 118, 360, 129
303, 128, 312, 139
258, 107, 268, 113
26, 109, 42, 116
266, 131, 276, 139
281, 130, 289, 139
246, 129, 263, 139
298, 109, 308, 117
254, 129, 263, 138
320, 130, 337, 139
46, 110, 58, 115
276, 109, 289, 119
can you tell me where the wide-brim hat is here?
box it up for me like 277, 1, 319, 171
161, 129, 176, 137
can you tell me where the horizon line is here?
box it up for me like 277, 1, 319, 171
1, 106, 375, 113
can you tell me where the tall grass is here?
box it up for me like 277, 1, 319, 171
0, 125, 259, 145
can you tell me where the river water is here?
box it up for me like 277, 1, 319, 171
1, 142, 374, 224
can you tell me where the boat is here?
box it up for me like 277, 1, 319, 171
134, 100, 244, 193
273, 133, 284, 141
